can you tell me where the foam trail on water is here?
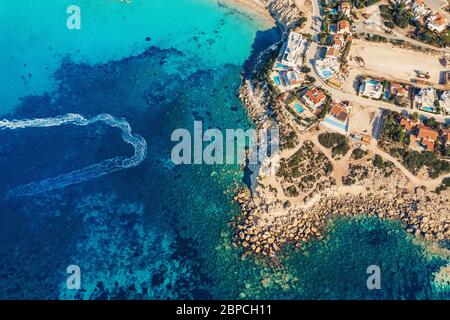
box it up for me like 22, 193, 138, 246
0, 113, 147, 198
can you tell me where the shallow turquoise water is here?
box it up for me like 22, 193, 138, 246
285, 217, 449, 300
0, 0, 448, 300
0, 0, 269, 113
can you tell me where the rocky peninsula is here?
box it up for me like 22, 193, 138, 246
234, 0, 450, 259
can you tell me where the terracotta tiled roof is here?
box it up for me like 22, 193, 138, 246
431, 13, 447, 27
415, 0, 425, 6
390, 83, 408, 96
305, 87, 326, 105
332, 34, 345, 47
329, 103, 349, 122
422, 139, 435, 151
417, 124, 439, 141
400, 118, 416, 132
326, 47, 340, 58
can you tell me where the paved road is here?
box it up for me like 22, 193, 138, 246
306, 0, 450, 123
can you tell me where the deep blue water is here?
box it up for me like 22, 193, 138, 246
0, 0, 448, 300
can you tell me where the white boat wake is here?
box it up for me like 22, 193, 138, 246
0, 113, 147, 198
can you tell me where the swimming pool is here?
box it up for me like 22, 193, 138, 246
421, 106, 436, 112
275, 63, 289, 70
323, 116, 348, 132
274, 76, 281, 86
320, 68, 334, 79
294, 102, 304, 113
367, 79, 380, 86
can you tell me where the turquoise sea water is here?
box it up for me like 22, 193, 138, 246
0, 0, 269, 114
0, 0, 448, 299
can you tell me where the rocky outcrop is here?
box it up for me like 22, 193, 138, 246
234, 158, 450, 258
256, 0, 303, 30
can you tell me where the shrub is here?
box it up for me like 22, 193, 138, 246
318, 132, 350, 157
373, 154, 384, 169
286, 185, 299, 197
352, 148, 367, 160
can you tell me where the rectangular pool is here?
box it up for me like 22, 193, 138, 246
421, 106, 436, 113
294, 102, 304, 113
274, 76, 281, 86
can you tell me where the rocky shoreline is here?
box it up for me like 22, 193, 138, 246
235, 0, 450, 259
233, 166, 450, 258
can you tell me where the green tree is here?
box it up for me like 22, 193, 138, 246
424, 117, 438, 129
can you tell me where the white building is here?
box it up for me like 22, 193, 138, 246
280, 32, 308, 67
359, 79, 383, 99
427, 12, 448, 32
439, 90, 450, 114
414, 87, 438, 112
390, 0, 413, 6
314, 46, 341, 80
412, 0, 431, 19
339, 2, 352, 18
271, 69, 304, 92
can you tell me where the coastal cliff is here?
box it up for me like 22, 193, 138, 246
257, 0, 303, 30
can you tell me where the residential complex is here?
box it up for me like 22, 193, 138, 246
280, 31, 308, 67
359, 78, 383, 99
302, 87, 327, 110
271, 30, 309, 92
427, 12, 448, 32
321, 101, 351, 135
414, 87, 438, 113
440, 91, 450, 114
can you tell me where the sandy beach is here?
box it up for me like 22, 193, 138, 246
218, 0, 275, 25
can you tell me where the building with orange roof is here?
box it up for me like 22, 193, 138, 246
322, 101, 351, 134
390, 82, 409, 97
441, 129, 450, 146
412, 0, 431, 20
325, 47, 340, 59
417, 124, 439, 140
302, 87, 327, 110
331, 34, 345, 51
400, 118, 417, 132
411, 124, 439, 151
